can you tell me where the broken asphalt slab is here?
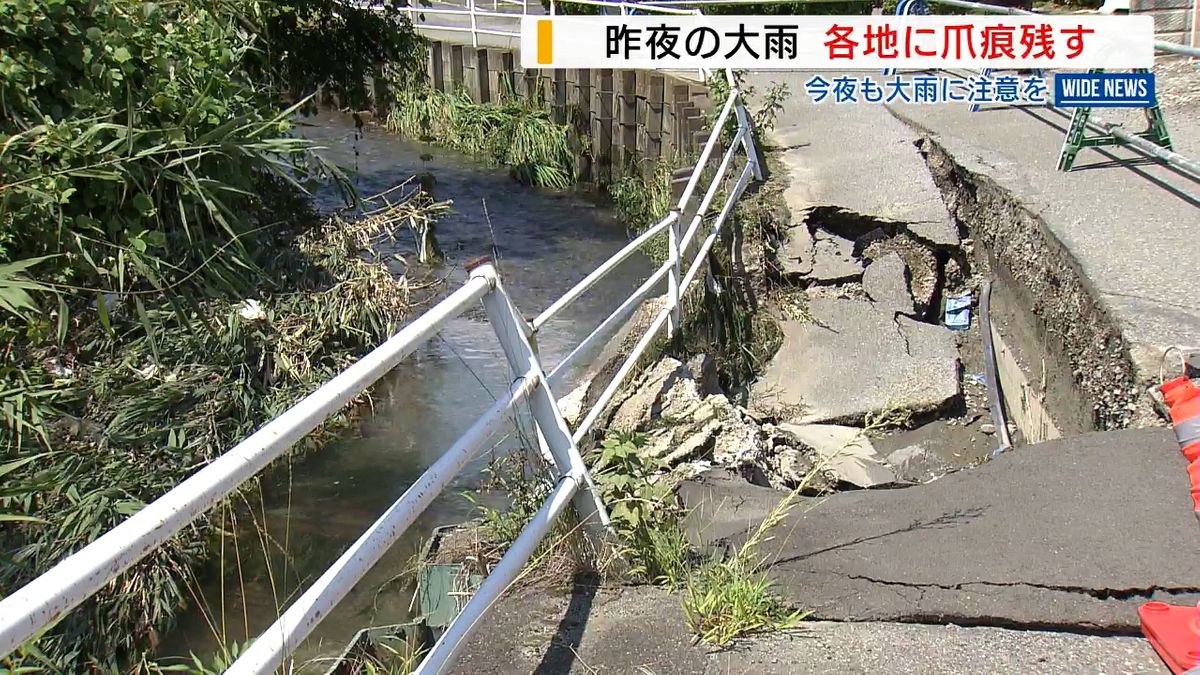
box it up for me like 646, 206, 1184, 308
884, 96, 1200, 384
745, 71, 960, 250
751, 298, 960, 424
688, 428, 1200, 633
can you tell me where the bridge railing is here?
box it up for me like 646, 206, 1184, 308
0, 4, 762, 671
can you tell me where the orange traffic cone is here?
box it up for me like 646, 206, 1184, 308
1162, 376, 1198, 407
1140, 601, 1200, 673
1161, 377, 1200, 463
1189, 459, 1200, 518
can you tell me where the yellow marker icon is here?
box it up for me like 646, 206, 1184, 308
537, 20, 553, 65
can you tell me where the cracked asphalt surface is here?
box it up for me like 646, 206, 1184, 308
685, 428, 1200, 633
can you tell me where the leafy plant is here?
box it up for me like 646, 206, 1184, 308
590, 432, 691, 585
387, 86, 576, 189
0, 0, 433, 665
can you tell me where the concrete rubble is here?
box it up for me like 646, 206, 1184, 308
777, 422, 896, 488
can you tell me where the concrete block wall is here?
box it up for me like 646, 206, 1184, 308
1131, 0, 1197, 48
417, 40, 712, 183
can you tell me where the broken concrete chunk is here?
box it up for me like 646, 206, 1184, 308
809, 231, 864, 283
608, 357, 688, 432
778, 423, 896, 488
862, 234, 938, 314
758, 446, 835, 493
886, 444, 955, 484
662, 419, 722, 466
712, 415, 763, 467
750, 299, 960, 424
660, 374, 704, 422
863, 252, 915, 315
777, 225, 815, 277
642, 429, 674, 458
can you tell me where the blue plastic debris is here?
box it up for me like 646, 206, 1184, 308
945, 292, 972, 331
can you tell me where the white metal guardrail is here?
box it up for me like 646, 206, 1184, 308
0, 4, 762, 670
397, 0, 701, 48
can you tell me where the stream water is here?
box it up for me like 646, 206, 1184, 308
158, 110, 651, 669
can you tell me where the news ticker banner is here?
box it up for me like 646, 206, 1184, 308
519, 15, 1154, 71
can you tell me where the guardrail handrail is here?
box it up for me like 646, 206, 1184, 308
0, 0, 764, 669
896, 0, 1200, 180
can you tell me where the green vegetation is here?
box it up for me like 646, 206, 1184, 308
0, 0, 432, 667
459, 430, 812, 648
608, 161, 678, 262
386, 86, 577, 189
591, 433, 691, 586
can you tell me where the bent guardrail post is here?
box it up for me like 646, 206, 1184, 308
467, 258, 613, 538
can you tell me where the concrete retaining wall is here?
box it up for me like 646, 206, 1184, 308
413, 41, 714, 183
1131, 0, 1197, 48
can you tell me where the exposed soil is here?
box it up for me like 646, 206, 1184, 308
917, 135, 1155, 430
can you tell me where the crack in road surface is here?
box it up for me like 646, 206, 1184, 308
842, 573, 1200, 601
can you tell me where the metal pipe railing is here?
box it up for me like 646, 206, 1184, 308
474, 262, 612, 533
681, 163, 753, 292
675, 91, 740, 211
418, 471, 582, 673
679, 125, 748, 255
1090, 116, 1200, 181
0, 275, 491, 657
228, 371, 542, 674
533, 213, 677, 331
546, 262, 672, 389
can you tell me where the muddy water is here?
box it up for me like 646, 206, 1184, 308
158, 110, 651, 668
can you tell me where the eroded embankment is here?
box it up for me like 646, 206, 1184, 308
915, 135, 1156, 431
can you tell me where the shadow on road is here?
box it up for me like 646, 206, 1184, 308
534, 572, 600, 674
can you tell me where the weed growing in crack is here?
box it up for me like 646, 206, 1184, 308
590, 432, 692, 587
680, 441, 838, 647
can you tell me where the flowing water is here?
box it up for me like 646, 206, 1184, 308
159, 110, 652, 668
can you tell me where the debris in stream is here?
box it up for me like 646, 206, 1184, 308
944, 292, 973, 331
